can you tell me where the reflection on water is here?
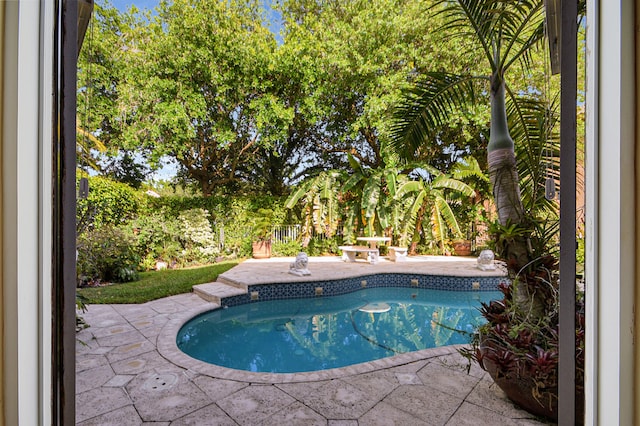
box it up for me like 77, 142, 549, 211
177, 287, 500, 373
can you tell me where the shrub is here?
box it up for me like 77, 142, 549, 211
143, 195, 291, 258
305, 237, 340, 256
76, 175, 141, 233
272, 240, 303, 257
77, 225, 140, 285
177, 208, 219, 265
131, 210, 182, 266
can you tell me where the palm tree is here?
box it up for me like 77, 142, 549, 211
391, 0, 546, 271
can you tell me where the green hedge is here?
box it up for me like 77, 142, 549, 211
77, 175, 142, 231
76, 177, 300, 284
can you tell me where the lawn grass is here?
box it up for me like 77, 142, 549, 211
77, 260, 240, 304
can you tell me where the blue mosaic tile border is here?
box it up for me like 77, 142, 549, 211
222, 273, 509, 308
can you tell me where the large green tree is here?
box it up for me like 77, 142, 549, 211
117, 0, 282, 195
279, 0, 487, 172
235, 30, 327, 195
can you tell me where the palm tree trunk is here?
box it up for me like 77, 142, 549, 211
488, 75, 546, 317
488, 75, 529, 270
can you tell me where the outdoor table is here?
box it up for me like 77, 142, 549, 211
356, 236, 391, 249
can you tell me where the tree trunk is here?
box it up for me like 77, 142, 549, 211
487, 75, 529, 271
488, 75, 546, 317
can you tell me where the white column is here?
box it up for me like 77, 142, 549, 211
585, 0, 636, 424
2, 1, 53, 424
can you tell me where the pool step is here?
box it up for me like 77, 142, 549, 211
193, 282, 247, 304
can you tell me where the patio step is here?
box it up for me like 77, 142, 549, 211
216, 274, 248, 290
193, 282, 247, 304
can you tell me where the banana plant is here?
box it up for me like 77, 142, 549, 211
341, 153, 402, 240
284, 170, 345, 245
395, 167, 475, 253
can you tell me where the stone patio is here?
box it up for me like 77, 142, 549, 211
76, 255, 554, 425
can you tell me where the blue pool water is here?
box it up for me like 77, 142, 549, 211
177, 287, 500, 373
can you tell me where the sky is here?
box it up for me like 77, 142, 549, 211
108, 0, 283, 37
110, 0, 159, 12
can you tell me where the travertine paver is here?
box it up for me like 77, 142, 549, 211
75, 387, 131, 423
94, 329, 147, 347
340, 371, 400, 401
169, 403, 237, 426
103, 374, 135, 387
191, 375, 249, 401
446, 400, 554, 425
105, 340, 156, 363
359, 400, 430, 425
76, 364, 115, 394
76, 353, 110, 372
258, 401, 326, 426
464, 374, 547, 420
216, 384, 297, 425
75, 256, 551, 425
388, 359, 429, 373
294, 378, 382, 419
76, 404, 143, 426
417, 361, 483, 399
433, 351, 487, 379
394, 371, 424, 385
126, 370, 212, 422
110, 349, 170, 375
382, 384, 464, 425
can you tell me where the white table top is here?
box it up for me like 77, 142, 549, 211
356, 237, 391, 242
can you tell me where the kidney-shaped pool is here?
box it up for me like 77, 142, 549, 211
177, 287, 499, 373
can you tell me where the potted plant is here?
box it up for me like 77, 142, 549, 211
251, 208, 273, 259
452, 239, 472, 256
460, 250, 585, 423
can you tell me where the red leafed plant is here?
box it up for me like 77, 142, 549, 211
460, 256, 585, 421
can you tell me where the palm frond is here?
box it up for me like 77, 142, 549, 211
506, 94, 560, 215
451, 155, 490, 182
389, 73, 486, 159
432, 0, 496, 67
433, 0, 544, 73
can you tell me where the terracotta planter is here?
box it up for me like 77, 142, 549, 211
480, 338, 584, 423
252, 240, 271, 259
453, 240, 472, 256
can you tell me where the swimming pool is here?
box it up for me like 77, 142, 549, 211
177, 287, 500, 373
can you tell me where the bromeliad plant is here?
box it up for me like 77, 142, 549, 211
460, 257, 585, 420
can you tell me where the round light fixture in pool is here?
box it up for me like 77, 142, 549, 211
358, 302, 391, 313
